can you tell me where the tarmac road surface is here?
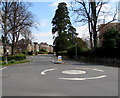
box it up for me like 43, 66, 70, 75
2, 55, 118, 96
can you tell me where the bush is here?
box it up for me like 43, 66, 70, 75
39, 49, 47, 52
28, 51, 33, 55
21, 50, 33, 55
2, 61, 7, 65
76, 47, 120, 58
48, 52, 54, 54
21, 50, 28, 55
91, 47, 120, 57
7, 54, 26, 61
57, 51, 67, 56
9, 59, 16, 64
67, 46, 85, 58
38, 51, 48, 54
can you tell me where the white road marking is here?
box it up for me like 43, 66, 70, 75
62, 70, 86, 75
51, 60, 55, 63
76, 68, 104, 72
60, 68, 106, 80
0, 67, 7, 71
92, 69, 104, 72
41, 67, 107, 81
59, 75, 107, 81
41, 68, 57, 75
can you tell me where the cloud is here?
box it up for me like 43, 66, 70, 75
33, 31, 53, 45
98, 2, 118, 23
33, 19, 49, 28
76, 25, 89, 39
49, 0, 71, 8
33, 31, 52, 37
39, 19, 49, 27
33, 22, 41, 27
49, 2, 59, 8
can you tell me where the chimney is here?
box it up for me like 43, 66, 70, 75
118, 1, 120, 23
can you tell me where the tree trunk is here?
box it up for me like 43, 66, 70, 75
91, 1, 98, 48
3, 2, 8, 56
11, 33, 15, 55
88, 21, 93, 48
93, 30, 97, 48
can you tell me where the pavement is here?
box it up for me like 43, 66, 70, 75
1, 55, 118, 96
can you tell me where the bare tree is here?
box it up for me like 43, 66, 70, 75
21, 27, 34, 46
70, 0, 117, 48
1, 1, 12, 55
1, 1, 34, 55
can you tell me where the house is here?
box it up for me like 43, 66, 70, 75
27, 43, 34, 52
34, 42, 39, 52
0, 39, 11, 55
39, 42, 53, 53
49, 45, 53, 53
17, 39, 27, 51
17, 39, 34, 52
98, 23, 120, 46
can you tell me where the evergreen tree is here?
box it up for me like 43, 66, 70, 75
52, 2, 77, 53
102, 28, 120, 49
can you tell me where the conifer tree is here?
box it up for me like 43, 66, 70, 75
52, 2, 77, 53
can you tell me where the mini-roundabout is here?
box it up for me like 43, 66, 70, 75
41, 67, 107, 81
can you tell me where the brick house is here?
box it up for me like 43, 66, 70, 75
98, 23, 120, 46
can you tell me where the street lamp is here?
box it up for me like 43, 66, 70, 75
75, 42, 77, 60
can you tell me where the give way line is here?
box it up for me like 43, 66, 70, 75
0, 67, 7, 71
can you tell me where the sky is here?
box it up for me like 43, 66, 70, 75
27, 1, 119, 45
29, 2, 54, 45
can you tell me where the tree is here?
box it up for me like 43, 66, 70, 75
52, 2, 71, 36
67, 37, 88, 58
1, 2, 11, 55
1, 1, 34, 55
68, 25, 78, 44
75, 37, 88, 49
1, 35, 10, 45
71, 0, 117, 48
51, 2, 77, 53
102, 28, 120, 49
53, 34, 71, 53
21, 27, 33, 47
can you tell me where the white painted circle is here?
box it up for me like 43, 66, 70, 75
62, 70, 86, 75
41, 68, 107, 81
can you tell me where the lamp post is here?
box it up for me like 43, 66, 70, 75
75, 42, 77, 60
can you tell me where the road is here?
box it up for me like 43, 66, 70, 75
2, 55, 118, 96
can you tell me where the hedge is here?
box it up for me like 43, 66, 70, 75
38, 51, 48, 54
57, 51, 67, 56
3, 54, 26, 61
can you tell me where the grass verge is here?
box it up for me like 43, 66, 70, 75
1, 60, 31, 66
